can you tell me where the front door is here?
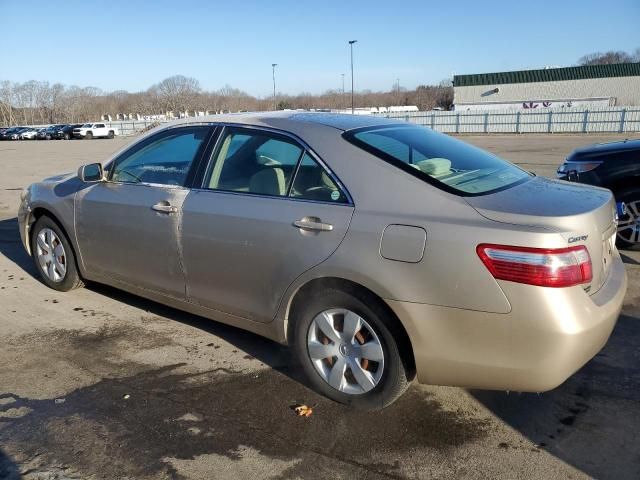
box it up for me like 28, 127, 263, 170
75, 125, 212, 299
181, 126, 354, 322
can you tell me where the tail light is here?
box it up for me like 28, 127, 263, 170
477, 244, 592, 288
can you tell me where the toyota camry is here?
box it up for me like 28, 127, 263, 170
18, 112, 627, 409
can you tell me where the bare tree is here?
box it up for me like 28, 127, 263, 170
149, 75, 201, 114
578, 50, 634, 65
0, 75, 455, 126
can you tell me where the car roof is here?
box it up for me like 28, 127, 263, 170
171, 111, 408, 132
572, 138, 640, 156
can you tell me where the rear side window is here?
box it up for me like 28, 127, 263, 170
206, 128, 303, 196
291, 153, 348, 203
345, 126, 530, 195
205, 127, 349, 203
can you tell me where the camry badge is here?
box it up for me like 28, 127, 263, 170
568, 235, 588, 243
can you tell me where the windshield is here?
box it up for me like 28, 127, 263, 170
345, 125, 531, 195
81, 124, 91, 128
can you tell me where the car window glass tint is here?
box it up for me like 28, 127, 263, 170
290, 153, 348, 203
111, 127, 208, 186
207, 129, 303, 197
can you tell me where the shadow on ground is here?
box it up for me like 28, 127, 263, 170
472, 311, 640, 480
2, 215, 640, 479
0, 450, 19, 480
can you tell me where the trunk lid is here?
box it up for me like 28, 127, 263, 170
465, 176, 617, 294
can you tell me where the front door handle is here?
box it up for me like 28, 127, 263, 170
293, 217, 334, 232
152, 202, 178, 214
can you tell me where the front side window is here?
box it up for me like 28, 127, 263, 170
206, 128, 303, 196
110, 127, 209, 186
345, 125, 531, 195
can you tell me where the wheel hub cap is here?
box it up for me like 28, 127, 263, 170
307, 308, 385, 395
36, 228, 67, 283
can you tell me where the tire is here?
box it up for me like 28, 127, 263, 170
615, 186, 640, 250
107, 130, 114, 139
30, 215, 84, 292
85, 131, 93, 140
292, 288, 410, 410
64, 133, 70, 140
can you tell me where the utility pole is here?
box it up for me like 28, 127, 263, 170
348, 40, 357, 114
272, 63, 277, 111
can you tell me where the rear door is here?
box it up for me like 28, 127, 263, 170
181, 126, 354, 322
94, 123, 106, 137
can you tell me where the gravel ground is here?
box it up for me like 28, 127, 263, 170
0, 133, 639, 480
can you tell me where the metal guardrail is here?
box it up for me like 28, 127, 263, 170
380, 107, 640, 134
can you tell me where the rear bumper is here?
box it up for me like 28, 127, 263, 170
387, 252, 627, 392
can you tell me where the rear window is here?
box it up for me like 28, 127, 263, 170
345, 125, 530, 195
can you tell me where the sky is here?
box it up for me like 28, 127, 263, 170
1, 0, 639, 97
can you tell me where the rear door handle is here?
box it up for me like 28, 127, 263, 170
152, 202, 178, 214
293, 218, 334, 232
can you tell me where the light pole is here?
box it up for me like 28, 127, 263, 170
348, 40, 357, 114
272, 63, 277, 111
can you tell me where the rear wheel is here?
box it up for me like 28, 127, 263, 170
292, 288, 409, 409
64, 133, 70, 140
85, 131, 93, 140
616, 187, 640, 250
30, 216, 84, 292
107, 130, 114, 139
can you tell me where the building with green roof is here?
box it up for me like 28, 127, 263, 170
453, 63, 640, 111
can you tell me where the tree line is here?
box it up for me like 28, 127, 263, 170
0, 76, 453, 127
2, 47, 637, 127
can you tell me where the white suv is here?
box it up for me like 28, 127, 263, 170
73, 123, 117, 139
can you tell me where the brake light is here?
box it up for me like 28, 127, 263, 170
477, 244, 592, 288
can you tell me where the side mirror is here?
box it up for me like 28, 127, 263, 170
77, 163, 104, 183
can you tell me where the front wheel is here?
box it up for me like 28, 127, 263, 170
292, 288, 410, 409
85, 131, 93, 140
64, 133, 70, 140
616, 187, 640, 250
30, 216, 84, 291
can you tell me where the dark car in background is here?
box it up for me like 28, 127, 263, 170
53, 124, 82, 140
558, 138, 640, 249
37, 125, 63, 140
1, 127, 26, 140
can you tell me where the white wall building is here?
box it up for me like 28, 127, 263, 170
453, 63, 640, 111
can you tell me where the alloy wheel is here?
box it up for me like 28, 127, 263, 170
618, 200, 640, 245
307, 308, 385, 395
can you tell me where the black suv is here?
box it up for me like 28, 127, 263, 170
53, 124, 83, 140
557, 138, 640, 249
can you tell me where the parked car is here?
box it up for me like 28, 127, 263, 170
20, 127, 40, 140
73, 123, 117, 139
1, 127, 27, 140
557, 138, 640, 250
0, 127, 18, 140
53, 124, 82, 140
19, 113, 627, 408
36, 127, 53, 140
